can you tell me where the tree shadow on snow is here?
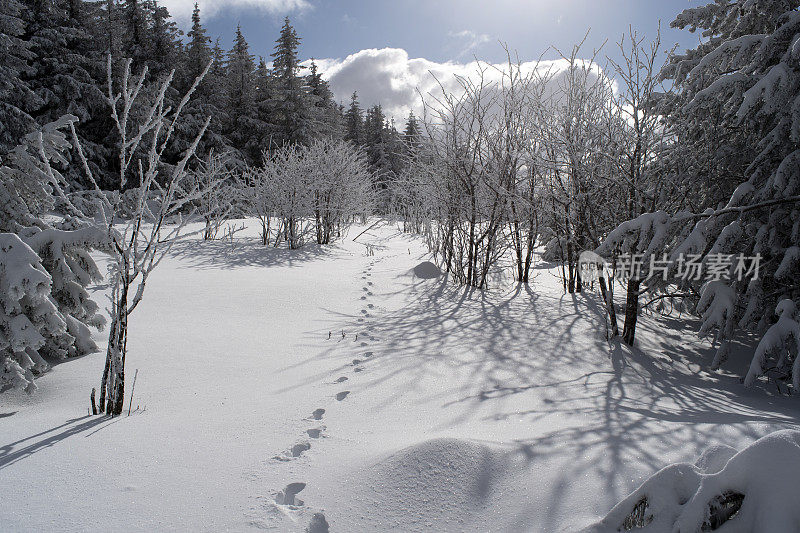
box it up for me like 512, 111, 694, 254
305, 271, 800, 528
170, 238, 336, 270
0, 415, 119, 470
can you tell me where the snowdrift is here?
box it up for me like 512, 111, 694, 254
411, 261, 442, 279
581, 430, 800, 532
336, 438, 535, 532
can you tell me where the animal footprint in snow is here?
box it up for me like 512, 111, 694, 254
307, 512, 329, 533
306, 427, 324, 439
367, 281, 373, 286
357, 318, 365, 322
367, 291, 373, 296
360, 342, 368, 347
273, 441, 310, 461
354, 367, 363, 373
335, 376, 348, 383
367, 304, 374, 309
310, 408, 325, 420
361, 309, 368, 314
352, 359, 362, 365
291, 441, 311, 457
360, 296, 367, 300
275, 482, 306, 506
364, 351, 373, 358
335, 391, 350, 401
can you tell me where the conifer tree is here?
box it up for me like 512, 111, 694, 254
185, 2, 211, 82
270, 16, 310, 146
306, 59, 342, 138
178, 3, 227, 159
226, 25, 257, 161
120, 0, 149, 70
344, 91, 364, 146
247, 56, 276, 160
147, 1, 183, 80
403, 110, 421, 152
20, 0, 108, 186
0, 0, 39, 154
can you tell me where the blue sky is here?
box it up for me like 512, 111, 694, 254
162, 0, 706, 119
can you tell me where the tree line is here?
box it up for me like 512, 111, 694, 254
0, 0, 419, 193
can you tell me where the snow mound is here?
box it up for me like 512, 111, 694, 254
340, 438, 529, 531
581, 430, 800, 532
411, 261, 442, 279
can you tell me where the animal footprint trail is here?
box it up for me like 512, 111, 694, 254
309, 408, 325, 420
275, 482, 306, 506
335, 391, 350, 401
291, 442, 311, 457
307, 512, 329, 533
306, 427, 324, 439
335, 376, 348, 383
273, 440, 311, 461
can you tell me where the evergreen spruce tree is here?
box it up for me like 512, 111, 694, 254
306, 59, 343, 138
185, 2, 211, 82
20, 0, 107, 186
403, 110, 421, 152
0, 0, 39, 154
248, 56, 276, 160
0, 117, 108, 392
225, 25, 257, 162
147, 0, 183, 80
120, 0, 149, 70
206, 38, 232, 154
344, 91, 364, 146
270, 16, 311, 146
364, 104, 390, 174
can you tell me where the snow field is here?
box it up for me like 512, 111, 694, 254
1, 219, 798, 532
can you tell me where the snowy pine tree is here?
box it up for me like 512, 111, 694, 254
269, 16, 312, 146
344, 91, 364, 146
0, 117, 109, 392
0, 0, 39, 154
597, 0, 800, 383
225, 25, 259, 163
0, 233, 65, 392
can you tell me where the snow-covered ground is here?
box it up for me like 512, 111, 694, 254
1, 219, 798, 532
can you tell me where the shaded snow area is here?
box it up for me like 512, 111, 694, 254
1, 220, 798, 532
582, 430, 800, 532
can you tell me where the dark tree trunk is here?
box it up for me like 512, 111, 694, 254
103, 285, 129, 416
90, 388, 97, 415
622, 278, 640, 346
599, 275, 619, 337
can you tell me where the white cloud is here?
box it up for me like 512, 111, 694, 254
312, 47, 606, 123
447, 30, 492, 58
161, 0, 311, 22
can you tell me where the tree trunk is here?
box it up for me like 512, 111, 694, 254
103, 286, 128, 416
622, 278, 640, 346
599, 275, 619, 338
